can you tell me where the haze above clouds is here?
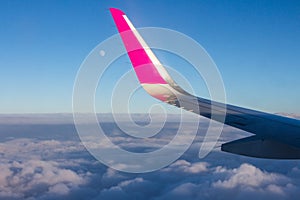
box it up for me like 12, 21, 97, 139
0, 114, 300, 200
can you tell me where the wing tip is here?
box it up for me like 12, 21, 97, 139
109, 8, 125, 16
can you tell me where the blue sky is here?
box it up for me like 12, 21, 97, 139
1, 0, 300, 113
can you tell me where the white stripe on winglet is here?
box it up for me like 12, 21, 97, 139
122, 15, 172, 82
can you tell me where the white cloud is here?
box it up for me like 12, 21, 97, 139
213, 163, 289, 189
0, 159, 89, 199
162, 160, 209, 173
48, 183, 70, 195
0, 138, 91, 200
1, 115, 300, 200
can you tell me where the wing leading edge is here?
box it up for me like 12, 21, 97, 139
109, 8, 300, 159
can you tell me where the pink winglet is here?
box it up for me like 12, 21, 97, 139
109, 8, 167, 84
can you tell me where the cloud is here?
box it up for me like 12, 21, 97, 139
94, 177, 154, 200
0, 138, 92, 200
1, 114, 300, 200
0, 159, 89, 199
211, 163, 293, 199
213, 163, 289, 189
157, 162, 299, 200
48, 183, 70, 195
162, 160, 209, 173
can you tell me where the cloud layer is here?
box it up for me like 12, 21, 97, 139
0, 114, 300, 199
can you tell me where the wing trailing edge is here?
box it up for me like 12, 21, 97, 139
222, 136, 300, 159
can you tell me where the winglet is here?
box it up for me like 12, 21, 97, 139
109, 8, 128, 33
109, 8, 193, 103
109, 8, 168, 85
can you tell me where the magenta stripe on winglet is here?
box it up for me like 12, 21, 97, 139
110, 8, 167, 84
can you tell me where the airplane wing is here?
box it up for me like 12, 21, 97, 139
109, 8, 300, 159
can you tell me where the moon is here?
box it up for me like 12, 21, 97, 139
99, 50, 105, 57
